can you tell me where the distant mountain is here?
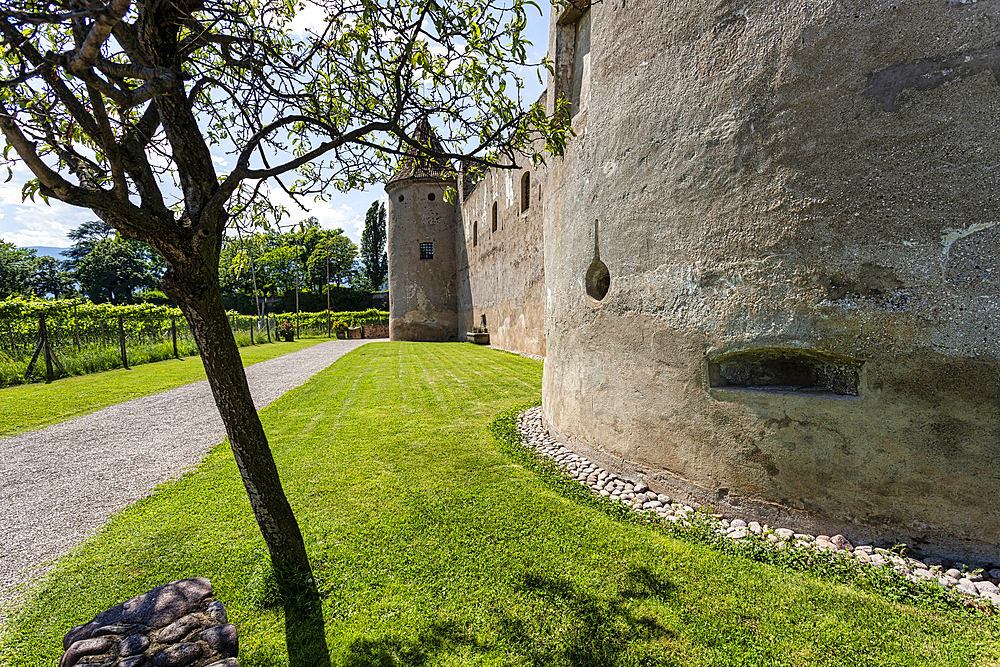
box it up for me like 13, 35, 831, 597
27, 246, 70, 259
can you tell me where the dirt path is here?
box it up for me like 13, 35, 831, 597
0, 338, 375, 623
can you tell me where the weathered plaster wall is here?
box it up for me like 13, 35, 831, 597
541, 0, 1000, 558
457, 163, 547, 358
386, 179, 459, 342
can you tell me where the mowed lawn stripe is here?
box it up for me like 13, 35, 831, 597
1, 342, 996, 667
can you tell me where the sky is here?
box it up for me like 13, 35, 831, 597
0, 3, 551, 251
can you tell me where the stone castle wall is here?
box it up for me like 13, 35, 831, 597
457, 161, 547, 358
388, 0, 1000, 558
539, 0, 1000, 558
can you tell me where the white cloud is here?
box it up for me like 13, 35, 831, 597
288, 2, 334, 36
0, 163, 90, 246
260, 185, 383, 245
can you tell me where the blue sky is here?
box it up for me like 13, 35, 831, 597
0, 3, 551, 249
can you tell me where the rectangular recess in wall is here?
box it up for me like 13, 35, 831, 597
708, 348, 863, 399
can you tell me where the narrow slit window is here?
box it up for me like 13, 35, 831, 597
708, 348, 863, 398
473, 222, 478, 247
419, 242, 434, 260
521, 173, 531, 212
492, 202, 498, 232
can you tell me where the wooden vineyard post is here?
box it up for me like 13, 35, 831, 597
25, 314, 66, 381
42, 314, 54, 381
118, 313, 129, 369
249, 318, 255, 345
266, 315, 271, 343
171, 316, 179, 358
73, 304, 81, 351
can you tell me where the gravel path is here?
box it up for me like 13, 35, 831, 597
0, 338, 375, 621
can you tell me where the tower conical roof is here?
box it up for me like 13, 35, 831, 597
387, 119, 453, 185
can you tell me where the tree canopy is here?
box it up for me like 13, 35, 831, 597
0, 0, 569, 234
0, 240, 38, 298
360, 200, 388, 292
220, 218, 358, 301
0, 239, 75, 298
62, 220, 161, 303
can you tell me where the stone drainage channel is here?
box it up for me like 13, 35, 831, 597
516, 406, 1000, 608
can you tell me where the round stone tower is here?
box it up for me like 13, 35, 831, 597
384, 122, 459, 341
540, 0, 1000, 559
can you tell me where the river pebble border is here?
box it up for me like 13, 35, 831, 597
517, 406, 1000, 607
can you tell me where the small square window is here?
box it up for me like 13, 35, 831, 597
420, 242, 434, 260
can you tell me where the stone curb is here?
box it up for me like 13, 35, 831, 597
517, 406, 1000, 608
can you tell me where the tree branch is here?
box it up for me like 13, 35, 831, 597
67, 0, 131, 75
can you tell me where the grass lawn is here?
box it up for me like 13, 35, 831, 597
1, 342, 997, 666
0, 338, 326, 436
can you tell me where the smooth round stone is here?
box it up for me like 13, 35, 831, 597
946, 569, 962, 578
774, 528, 794, 541
728, 529, 748, 539
975, 581, 1000, 596
730, 519, 747, 529
748, 521, 762, 534
957, 579, 980, 596
644, 501, 663, 509
656, 494, 671, 504
830, 535, 852, 551
600, 490, 611, 497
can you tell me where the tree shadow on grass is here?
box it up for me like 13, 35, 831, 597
282, 574, 332, 667
341, 566, 679, 667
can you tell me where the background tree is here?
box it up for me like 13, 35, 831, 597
71, 238, 157, 302
29, 254, 73, 298
63, 221, 160, 303
360, 201, 388, 292
304, 229, 358, 289
0, 240, 37, 297
0, 0, 572, 590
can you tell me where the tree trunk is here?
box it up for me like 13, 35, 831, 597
162, 263, 312, 577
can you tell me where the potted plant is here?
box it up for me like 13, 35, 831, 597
332, 320, 348, 339
467, 327, 489, 345
277, 319, 295, 342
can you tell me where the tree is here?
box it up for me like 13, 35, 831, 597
0, 240, 36, 297
360, 201, 388, 292
0, 0, 571, 587
72, 238, 157, 302
305, 229, 357, 289
29, 254, 72, 298
63, 220, 159, 302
